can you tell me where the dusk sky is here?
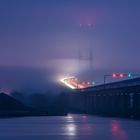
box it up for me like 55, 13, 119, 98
0, 0, 140, 92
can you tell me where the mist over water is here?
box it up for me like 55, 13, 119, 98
0, 63, 139, 94
0, 66, 57, 94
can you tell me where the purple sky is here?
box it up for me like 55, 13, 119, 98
0, 0, 140, 92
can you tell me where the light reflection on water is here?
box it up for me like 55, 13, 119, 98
65, 124, 77, 136
67, 114, 74, 119
64, 114, 93, 136
111, 120, 127, 140
0, 114, 139, 140
80, 124, 93, 135
64, 114, 77, 136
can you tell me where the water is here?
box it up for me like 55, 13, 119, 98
0, 114, 140, 140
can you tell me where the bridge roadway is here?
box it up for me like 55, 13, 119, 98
65, 78, 140, 118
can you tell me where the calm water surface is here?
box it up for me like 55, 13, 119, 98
0, 114, 140, 140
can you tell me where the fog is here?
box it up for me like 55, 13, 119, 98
0, 0, 140, 93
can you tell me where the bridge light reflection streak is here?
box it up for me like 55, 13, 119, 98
60, 76, 93, 89
60, 77, 76, 89
60, 77, 85, 89
65, 124, 77, 136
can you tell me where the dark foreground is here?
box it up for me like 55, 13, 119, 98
0, 114, 140, 140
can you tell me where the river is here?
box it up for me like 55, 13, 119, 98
0, 114, 139, 140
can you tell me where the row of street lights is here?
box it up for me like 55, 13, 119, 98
104, 73, 140, 89
61, 73, 139, 90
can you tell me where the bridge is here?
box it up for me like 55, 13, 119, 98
61, 77, 140, 118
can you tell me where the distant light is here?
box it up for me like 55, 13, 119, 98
87, 81, 90, 85
128, 73, 132, 78
80, 24, 82, 27
112, 73, 117, 78
92, 81, 96, 85
119, 73, 124, 78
